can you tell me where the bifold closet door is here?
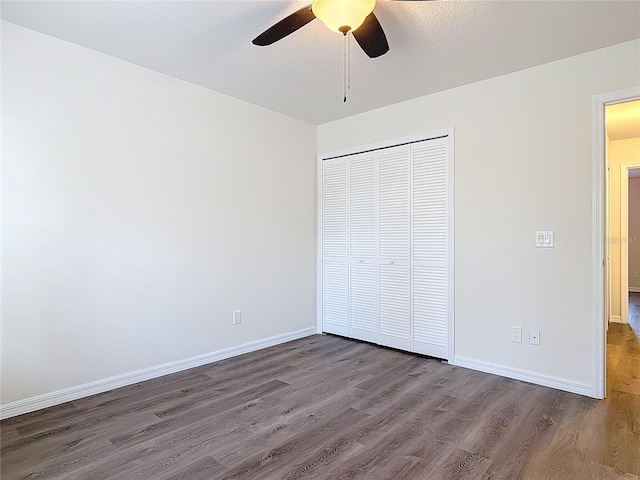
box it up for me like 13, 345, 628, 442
411, 137, 450, 359
322, 158, 348, 336
321, 135, 451, 359
348, 152, 378, 344
377, 145, 411, 351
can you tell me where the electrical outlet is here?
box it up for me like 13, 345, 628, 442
233, 310, 242, 325
529, 329, 540, 345
634, 272, 639, 280
511, 326, 522, 343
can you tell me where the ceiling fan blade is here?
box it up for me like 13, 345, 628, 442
252, 5, 316, 46
352, 12, 389, 58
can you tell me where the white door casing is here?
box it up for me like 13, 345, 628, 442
592, 86, 640, 399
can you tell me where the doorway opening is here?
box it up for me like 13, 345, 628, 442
604, 99, 640, 397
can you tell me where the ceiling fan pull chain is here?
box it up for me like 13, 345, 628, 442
343, 30, 348, 102
348, 31, 352, 93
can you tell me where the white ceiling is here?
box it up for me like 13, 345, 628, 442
2, 0, 639, 125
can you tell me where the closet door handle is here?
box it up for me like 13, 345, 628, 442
390, 260, 395, 265
360, 259, 364, 263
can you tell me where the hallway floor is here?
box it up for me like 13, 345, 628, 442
607, 292, 640, 397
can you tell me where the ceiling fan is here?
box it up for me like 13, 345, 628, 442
252, 0, 429, 59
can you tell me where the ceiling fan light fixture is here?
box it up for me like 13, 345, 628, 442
311, 0, 376, 34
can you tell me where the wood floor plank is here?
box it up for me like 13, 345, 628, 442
155, 455, 227, 480
242, 373, 372, 438
72, 371, 212, 408
217, 406, 370, 480
577, 389, 640, 474
581, 461, 639, 480
15, 374, 219, 438
320, 393, 453, 479
3, 438, 116, 480
430, 446, 491, 480
212, 383, 371, 467
458, 388, 528, 460
325, 419, 442, 478
108, 379, 288, 449
1, 402, 79, 428
0, 426, 19, 443
77, 422, 249, 480
481, 389, 572, 479
1, 407, 157, 457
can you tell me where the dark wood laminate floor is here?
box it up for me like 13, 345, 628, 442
2, 305, 639, 480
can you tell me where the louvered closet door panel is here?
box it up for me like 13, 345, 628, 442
349, 153, 376, 259
377, 145, 410, 350
378, 263, 410, 350
412, 138, 449, 359
323, 261, 348, 333
323, 160, 348, 260
349, 263, 379, 343
322, 159, 348, 335
413, 265, 447, 354
378, 146, 410, 260
348, 152, 379, 342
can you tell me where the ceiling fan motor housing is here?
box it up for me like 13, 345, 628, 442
312, 0, 376, 33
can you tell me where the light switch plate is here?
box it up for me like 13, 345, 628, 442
511, 326, 522, 343
536, 231, 554, 248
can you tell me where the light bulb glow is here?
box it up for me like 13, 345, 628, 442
312, 0, 376, 33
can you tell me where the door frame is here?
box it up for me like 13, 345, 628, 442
592, 86, 640, 399
621, 163, 640, 324
316, 128, 455, 362
606, 166, 611, 327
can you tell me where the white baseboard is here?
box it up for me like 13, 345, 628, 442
0, 327, 316, 420
610, 315, 623, 323
629, 287, 640, 293
452, 355, 594, 398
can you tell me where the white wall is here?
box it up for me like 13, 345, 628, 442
1, 22, 317, 406
318, 39, 640, 390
